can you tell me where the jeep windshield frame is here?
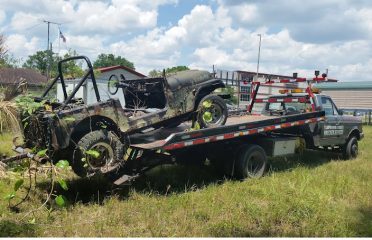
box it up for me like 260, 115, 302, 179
40, 55, 100, 108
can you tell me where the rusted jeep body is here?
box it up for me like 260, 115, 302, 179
21, 56, 228, 177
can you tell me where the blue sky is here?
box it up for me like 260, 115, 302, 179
1, 0, 372, 81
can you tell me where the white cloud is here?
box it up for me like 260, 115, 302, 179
0, 10, 5, 25
109, 27, 184, 73
217, 0, 372, 43
66, 1, 159, 34
6, 34, 40, 60
9, 12, 42, 32
1, 0, 372, 81
2, 0, 177, 35
107, 5, 224, 73
219, 3, 257, 24
53, 34, 105, 57
107, 2, 372, 80
112, 0, 178, 10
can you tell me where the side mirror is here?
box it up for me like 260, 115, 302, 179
339, 109, 343, 115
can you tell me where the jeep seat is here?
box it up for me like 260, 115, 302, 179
166, 70, 213, 90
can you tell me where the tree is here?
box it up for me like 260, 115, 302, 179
93, 53, 135, 69
60, 50, 84, 79
22, 50, 58, 76
0, 34, 7, 61
0, 34, 19, 68
23, 49, 84, 78
165, 66, 189, 74
148, 66, 190, 77
148, 69, 161, 77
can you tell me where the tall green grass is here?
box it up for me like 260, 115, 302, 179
0, 127, 371, 237
0, 133, 17, 157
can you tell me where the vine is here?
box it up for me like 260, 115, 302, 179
1, 95, 72, 223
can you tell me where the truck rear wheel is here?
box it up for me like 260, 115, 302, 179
343, 136, 358, 160
235, 144, 267, 179
72, 130, 126, 177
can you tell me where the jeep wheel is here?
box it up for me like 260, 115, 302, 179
197, 95, 228, 128
72, 130, 126, 177
343, 136, 358, 160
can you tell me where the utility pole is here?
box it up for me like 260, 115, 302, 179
42, 20, 61, 80
43, 20, 61, 51
256, 34, 262, 81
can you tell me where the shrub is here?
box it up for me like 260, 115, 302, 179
0, 80, 26, 133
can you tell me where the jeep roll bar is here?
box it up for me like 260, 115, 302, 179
41, 56, 101, 107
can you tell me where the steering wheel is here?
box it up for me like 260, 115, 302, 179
108, 74, 119, 95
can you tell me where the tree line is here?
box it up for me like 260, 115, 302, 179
0, 33, 190, 78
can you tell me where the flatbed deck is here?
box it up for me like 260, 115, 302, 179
130, 111, 325, 151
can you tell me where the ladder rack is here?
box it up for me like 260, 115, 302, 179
247, 74, 336, 113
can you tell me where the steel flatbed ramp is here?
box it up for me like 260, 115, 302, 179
130, 111, 325, 151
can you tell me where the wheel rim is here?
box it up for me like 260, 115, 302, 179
87, 142, 114, 169
247, 153, 265, 177
201, 100, 225, 126
351, 142, 358, 158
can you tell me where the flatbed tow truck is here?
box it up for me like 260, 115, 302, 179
3, 58, 363, 185
109, 72, 363, 185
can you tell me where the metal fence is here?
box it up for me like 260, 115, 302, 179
342, 109, 372, 125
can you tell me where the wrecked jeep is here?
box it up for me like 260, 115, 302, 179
20, 56, 229, 177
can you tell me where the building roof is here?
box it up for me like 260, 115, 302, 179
97, 65, 146, 78
0, 68, 48, 86
315, 81, 372, 90
236, 70, 293, 79
237, 70, 338, 82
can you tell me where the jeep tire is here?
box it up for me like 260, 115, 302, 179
71, 130, 125, 177
197, 95, 228, 128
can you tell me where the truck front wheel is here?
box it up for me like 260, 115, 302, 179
235, 144, 267, 179
343, 136, 358, 160
72, 130, 126, 177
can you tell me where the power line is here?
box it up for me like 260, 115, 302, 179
24, 22, 43, 31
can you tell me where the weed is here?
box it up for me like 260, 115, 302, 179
0, 127, 371, 237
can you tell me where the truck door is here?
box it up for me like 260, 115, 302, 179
318, 96, 345, 146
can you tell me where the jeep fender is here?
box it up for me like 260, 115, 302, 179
193, 80, 225, 110
69, 116, 121, 147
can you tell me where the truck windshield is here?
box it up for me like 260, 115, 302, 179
266, 101, 312, 113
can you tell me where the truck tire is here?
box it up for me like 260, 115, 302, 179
197, 95, 228, 128
72, 130, 126, 177
235, 144, 267, 179
343, 136, 358, 160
